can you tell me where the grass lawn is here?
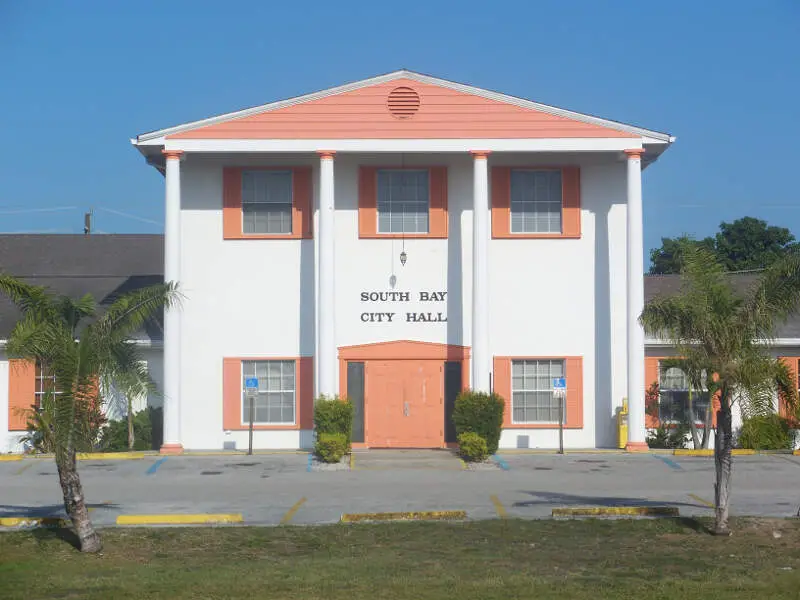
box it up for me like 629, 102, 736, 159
2, 518, 800, 599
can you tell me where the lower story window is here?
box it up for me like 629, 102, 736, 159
512, 359, 564, 423
658, 364, 710, 424
241, 360, 296, 425
35, 362, 58, 408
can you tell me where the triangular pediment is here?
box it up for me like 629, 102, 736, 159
136, 71, 671, 143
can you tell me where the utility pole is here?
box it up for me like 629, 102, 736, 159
84, 209, 92, 235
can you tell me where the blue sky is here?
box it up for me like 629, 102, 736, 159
1, 1, 798, 262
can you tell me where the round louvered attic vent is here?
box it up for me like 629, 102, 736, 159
387, 87, 420, 119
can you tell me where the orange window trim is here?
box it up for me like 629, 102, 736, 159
222, 357, 313, 431
491, 166, 581, 239
222, 166, 313, 240
493, 356, 583, 429
8, 359, 36, 431
358, 166, 448, 239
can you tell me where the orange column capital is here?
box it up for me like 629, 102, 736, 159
162, 149, 185, 161
317, 150, 336, 160
470, 150, 492, 159
623, 148, 645, 160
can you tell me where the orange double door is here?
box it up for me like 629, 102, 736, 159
366, 360, 444, 448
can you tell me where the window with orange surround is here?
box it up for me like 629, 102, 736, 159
492, 356, 583, 429
358, 166, 448, 238
222, 166, 313, 240
222, 357, 313, 431
491, 166, 581, 239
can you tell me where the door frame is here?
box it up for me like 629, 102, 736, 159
338, 341, 471, 449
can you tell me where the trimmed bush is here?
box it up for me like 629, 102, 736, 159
313, 395, 353, 437
738, 414, 794, 450
314, 432, 349, 463
458, 432, 489, 462
98, 407, 163, 452
646, 424, 689, 449
452, 390, 504, 455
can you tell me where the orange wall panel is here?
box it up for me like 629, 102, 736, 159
8, 359, 35, 431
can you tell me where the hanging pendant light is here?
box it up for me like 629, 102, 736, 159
400, 249, 407, 266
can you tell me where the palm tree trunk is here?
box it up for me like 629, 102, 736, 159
127, 397, 134, 451
701, 402, 713, 449
56, 448, 102, 552
688, 384, 701, 449
713, 387, 734, 535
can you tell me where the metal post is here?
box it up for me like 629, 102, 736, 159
558, 393, 564, 455
248, 393, 254, 456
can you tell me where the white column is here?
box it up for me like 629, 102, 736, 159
161, 149, 183, 453
625, 148, 647, 450
471, 151, 491, 392
317, 151, 336, 397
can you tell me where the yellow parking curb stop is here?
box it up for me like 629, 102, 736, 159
116, 513, 243, 525
341, 510, 467, 523
552, 506, 679, 517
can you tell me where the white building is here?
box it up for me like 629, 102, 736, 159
126, 70, 675, 452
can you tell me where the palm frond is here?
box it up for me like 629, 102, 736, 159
0, 274, 54, 318
739, 252, 800, 341
92, 282, 180, 344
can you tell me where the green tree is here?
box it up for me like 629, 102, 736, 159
649, 217, 799, 274
640, 242, 800, 534
0, 275, 179, 552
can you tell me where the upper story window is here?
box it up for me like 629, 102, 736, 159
223, 166, 312, 240
491, 166, 581, 239
241, 170, 293, 235
377, 170, 430, 234
510, 169, 562, 234
358, 166, 448, 239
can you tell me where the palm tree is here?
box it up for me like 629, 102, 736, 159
640, 243, 800, 534
0, 274, 178, 552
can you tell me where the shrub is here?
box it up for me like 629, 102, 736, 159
99, 407, 163, 452
314, 432, 349, 463
314, 395, 353, 437
646, 424, 689, 449
458, 432, 488, 462
738, 414, 795, 450
452, 390, 504, 455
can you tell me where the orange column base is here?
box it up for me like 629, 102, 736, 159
625, 441, 650, 452
160, 443, 184, 455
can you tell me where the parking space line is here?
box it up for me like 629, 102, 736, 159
688, 493, 714, 509
306, 453, 313, 472
654, 454, 682, 470
14, 462, 33, 475
146, 457, 168, 475
774, 455, 800, 467
490, 495, 507, 518
280, 497, 307, 524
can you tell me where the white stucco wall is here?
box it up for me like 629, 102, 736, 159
177, 151, 630, 449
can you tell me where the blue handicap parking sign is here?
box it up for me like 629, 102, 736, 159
245, 377, 259, 390
553, 377, 566, 390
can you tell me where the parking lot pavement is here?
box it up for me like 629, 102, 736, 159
1, 452, 799, 527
